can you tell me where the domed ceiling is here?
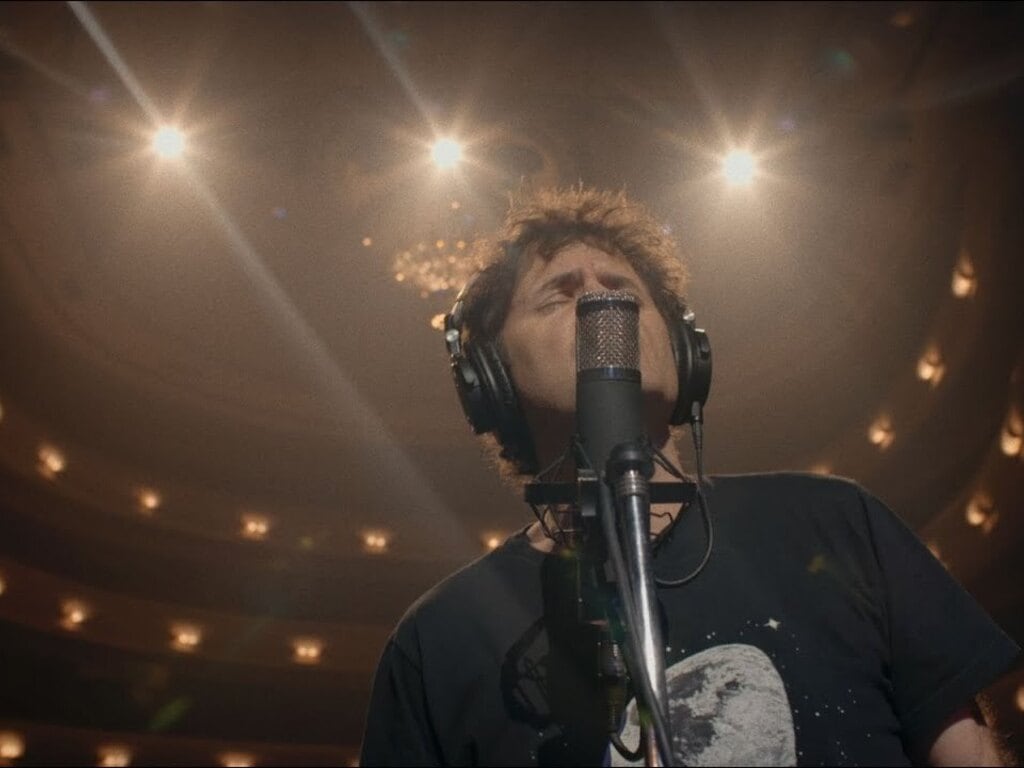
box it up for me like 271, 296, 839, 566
0, 2, 1021, 764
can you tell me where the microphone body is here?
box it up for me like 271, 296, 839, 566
575, 292, 644, 476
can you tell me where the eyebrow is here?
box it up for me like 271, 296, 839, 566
531, 268, 643, 298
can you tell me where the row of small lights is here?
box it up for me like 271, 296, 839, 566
0, 576, 326, 664
808, 249, 1021, 543
0, 730, 344, 767
27, 434, 506, 556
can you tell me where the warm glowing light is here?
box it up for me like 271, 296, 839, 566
1000, 409, 1023, 457
916, 346, 945, 386
171, 623, 202, 652
450, 200, 461, 210
362, 531, 390, 554
867, 417, 895, 450
0, 574, 5, 597
951, 250, 977, 298
152, 126, 186, 159
60, 599, 90, 630
241, 514, 271, 541
965, 493, 998, 533
890, 10, 915, 28
808, 463, 832, 476
1016, 684, 1024, 712
926, 541, 941, 560
220, 754, 254, 768
292, 637, 323, 665
431, 138, 463, 169
722, 149, 757, 185
0, 398, 4, 423
137, 488, 161, 513
38, 444, 66, 478
0, 732, 24, 760
361, 236, 373, 247
482, 532, 504, 551
98, 744, 133, 767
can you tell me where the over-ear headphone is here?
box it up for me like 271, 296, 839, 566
443, 271, 712, 475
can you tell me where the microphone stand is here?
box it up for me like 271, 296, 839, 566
606, 442, 669, 766
525, 444, 688, 766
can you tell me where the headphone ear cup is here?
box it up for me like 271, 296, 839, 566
451, 348, 495, 434
669, 317, 713, 426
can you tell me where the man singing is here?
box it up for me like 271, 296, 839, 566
360, 187, 1020, 766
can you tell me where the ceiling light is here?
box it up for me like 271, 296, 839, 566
1016, 684, 1024, 712
98, 744, 133, 767
965, 492, 998, 533
292, 637, 323, 665
137, 488, 161, 513
867, 417, 895, 450
361, 236, 373, 247
951, 250, 977, 298
362, 531, 390, 554
1000, 409, 1023, 458
431, 138, 463, 169
0, 732, 24, 760
220, 753, 254, 768
722, 149, 757, 185
152, 126, 186, 159
38, 444, 66, 478
482, 533, 504, 551
171, 623, 202, 652
241, 514, 270, 541
0, 574, 5, 597
60, 599, 90, 631
916, 346, 945, 387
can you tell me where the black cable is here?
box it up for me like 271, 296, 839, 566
611, 732, 644, 763
653, 405, 714, 588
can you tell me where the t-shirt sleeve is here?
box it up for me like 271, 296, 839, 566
359, 636, 443, 767
857, 487, 1021, 760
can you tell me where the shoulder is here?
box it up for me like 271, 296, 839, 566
706, 470, 871, 510
390, 534, 539, 658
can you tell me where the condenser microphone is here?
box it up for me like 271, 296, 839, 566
575, 291, 645, 478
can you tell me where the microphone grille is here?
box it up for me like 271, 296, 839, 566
576, 291, 640, 372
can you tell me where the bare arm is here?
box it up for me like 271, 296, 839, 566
928, 698, 1018, 767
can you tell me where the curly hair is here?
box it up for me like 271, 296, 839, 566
457, 185, 691, 481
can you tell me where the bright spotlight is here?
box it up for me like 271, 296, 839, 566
152, 126, 186, 159
431, 138, 463, 169
722, 149, 757, 185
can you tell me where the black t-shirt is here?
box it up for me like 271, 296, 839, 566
360, 473, 1020, 766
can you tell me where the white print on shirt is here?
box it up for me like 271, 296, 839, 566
611, 643, 796, 767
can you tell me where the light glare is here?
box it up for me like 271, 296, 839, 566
432, 138, 463, 169
722, 149, 757, 185
153, 126, 186, 159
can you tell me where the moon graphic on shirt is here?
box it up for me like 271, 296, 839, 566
610, 643, 796, 767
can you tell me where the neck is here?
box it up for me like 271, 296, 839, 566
525, 431, 689, 554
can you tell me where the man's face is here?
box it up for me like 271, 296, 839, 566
500, 243, 679, 440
